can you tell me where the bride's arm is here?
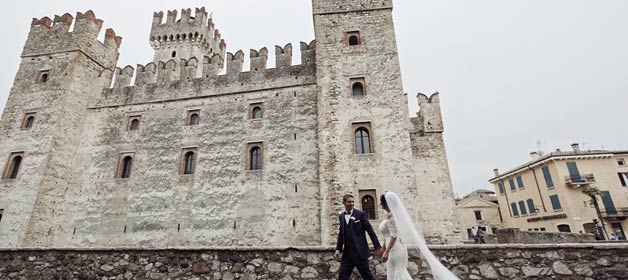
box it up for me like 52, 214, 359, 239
382, 219, 398, 262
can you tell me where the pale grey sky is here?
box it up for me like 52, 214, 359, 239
1, 1, 626, 197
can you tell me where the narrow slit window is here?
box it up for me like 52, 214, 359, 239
116, 153, 135, 179
181, 150, 197, 175
3, 153, 24, 179
21, 113, 36, 129
37, 70, 50, 83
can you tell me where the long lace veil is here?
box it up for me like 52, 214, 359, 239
385, 192, 459, 280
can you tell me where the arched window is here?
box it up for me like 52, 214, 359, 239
252, 106, 263, 119
130, 119, 140, 131
184, 152, 195, 174
349, 35, 360, 46
355, 128, 372, 154
171, 51, 177, 58
120, 156, 133, 178
352, 82, 364, 97
24, 116, 35, 129
250, 146, 263, 170
557, 224, 571, 233
362, 195, 376, 220
189, 113, 199, 125
8, 156, 22, 179
40, 73, 49, 83
518, 201, 528, 215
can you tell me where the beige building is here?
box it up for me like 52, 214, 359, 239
489, 144, 628, 239
455, 189, 502, 241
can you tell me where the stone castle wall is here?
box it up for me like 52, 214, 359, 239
1, 244, 627, 279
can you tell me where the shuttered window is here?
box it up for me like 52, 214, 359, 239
542, 166, 554, 188
511, 202, 519, 216
550, 195, 562, 211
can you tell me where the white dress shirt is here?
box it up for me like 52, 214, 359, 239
344, 209, 354, 225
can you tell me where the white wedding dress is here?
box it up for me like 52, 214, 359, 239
379, 218, 413, 280
382, 192, 460, 280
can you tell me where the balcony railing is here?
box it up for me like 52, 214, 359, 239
564, 174, 595, 188
601, 207, 628, 218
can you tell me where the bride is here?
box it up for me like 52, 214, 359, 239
378, 192, 459, 280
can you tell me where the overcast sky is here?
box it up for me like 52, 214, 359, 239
1, 0, 626, 197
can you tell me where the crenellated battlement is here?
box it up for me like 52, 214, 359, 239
413, 92, 444, 133
97, 40, 316, 106
24, 10, 121, 68
149, 7, 226, 65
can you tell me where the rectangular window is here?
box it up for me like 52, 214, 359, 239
474, 210, 482, 220
542, 166, 554, 188
498, 182, 505, 194
550, 194, 562, 211
618, 173, 628, 187
511, 202, 519, 217
618, 158, 626, 166
601, 191, 617, 215
566, 162, 581, 182
519, 201, 528, 215
516, 175, 524, 189
509, 179, 516, 192
540, 227, 546, 231
527, 199, 537, 214
0, 209, 3, 223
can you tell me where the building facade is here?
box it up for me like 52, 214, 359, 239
490, 144, 628, 239
0, 0, 459, 248
454, 189, 502, 241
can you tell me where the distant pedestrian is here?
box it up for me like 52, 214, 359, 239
610, 233, 617, 241
616, 231, 625, 241
478, 228, 487, 244
470, 227, 478, 243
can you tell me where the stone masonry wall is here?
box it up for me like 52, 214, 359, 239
1, 244, 628, 279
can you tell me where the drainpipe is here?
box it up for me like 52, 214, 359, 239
530, 167, 548, 212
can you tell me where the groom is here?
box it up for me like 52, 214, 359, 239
335, 194, 382, 280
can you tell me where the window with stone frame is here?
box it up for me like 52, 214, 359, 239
247, 143, 264, 170
359, 189, 378, 220
186, 110, 200, 126
115, 152, 135, 179
346, 31, 361, 46
350, 77, 366, 97
352, 122, 374, 154
474, 210, 482, 220
249, 103, 264, 120
2, 152, 24, 179
21, 113, 36, 129
180, 148, 198, 175
36, 70, 51, 83
0, 209, 3, 223
128, 115, 141, 131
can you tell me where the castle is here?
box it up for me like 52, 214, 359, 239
0, 0, 459, 247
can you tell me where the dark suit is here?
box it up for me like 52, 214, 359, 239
336, 209, 381, 280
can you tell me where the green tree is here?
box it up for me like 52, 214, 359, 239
582, 186, 608, 240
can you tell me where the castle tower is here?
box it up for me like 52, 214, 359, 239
149, 7, 226, 77
0, 11, 121, 247
312, 0, 459, 244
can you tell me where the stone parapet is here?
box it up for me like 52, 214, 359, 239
1, 244, 628, 279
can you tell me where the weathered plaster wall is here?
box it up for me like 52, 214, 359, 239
1, 245, 627, 279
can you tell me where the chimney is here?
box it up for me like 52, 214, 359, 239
571, 143, 581, 153
530, 151, 538, 160
493, 168, 500, 177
